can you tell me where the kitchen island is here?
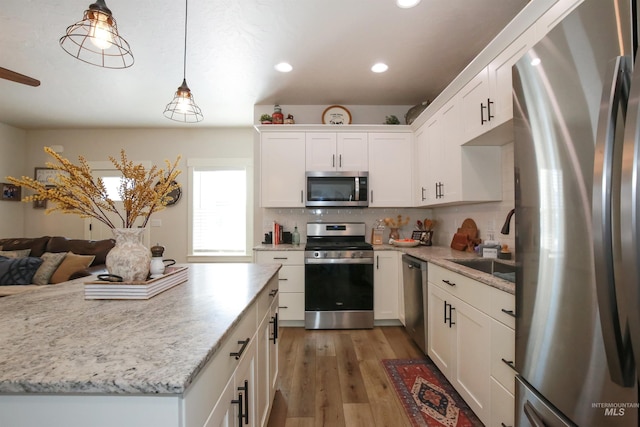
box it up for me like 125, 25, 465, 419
0, 263, 281, 427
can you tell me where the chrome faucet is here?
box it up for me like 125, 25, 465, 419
501, 208, 515, 235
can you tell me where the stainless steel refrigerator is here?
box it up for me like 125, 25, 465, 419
512, 0, 640, 425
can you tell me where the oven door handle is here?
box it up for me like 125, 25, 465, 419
305, 258, 374, 265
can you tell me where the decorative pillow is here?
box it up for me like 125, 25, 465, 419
49, 252, 95, 284
0, 249, 31, 259
32, 252, 68, 286
0, 256, 44, 285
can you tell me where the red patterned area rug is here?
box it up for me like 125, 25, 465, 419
382, 358, 484, 427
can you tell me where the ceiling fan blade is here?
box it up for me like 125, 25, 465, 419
0, 67, 40, 87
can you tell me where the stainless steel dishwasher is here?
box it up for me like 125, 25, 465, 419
401, 254, 427, 354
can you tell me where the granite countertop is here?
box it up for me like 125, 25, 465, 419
254, 243, 515, 294
0, 263, 280, 396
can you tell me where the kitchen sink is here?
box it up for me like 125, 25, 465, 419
449, 259, 516, 282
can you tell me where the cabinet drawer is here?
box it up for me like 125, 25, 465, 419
489, 286, 515, 328
256, 250, 304, 265
491, 319, 516, 394
278, 265, 304, 292
278, 292, 304, 321
428, 264, 491, 314
490, 377, 514, 427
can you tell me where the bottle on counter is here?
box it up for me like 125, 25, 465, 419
272, 105, 284, 124
292, 226, 300, 246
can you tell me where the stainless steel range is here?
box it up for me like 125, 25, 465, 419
304, 222, 374, 329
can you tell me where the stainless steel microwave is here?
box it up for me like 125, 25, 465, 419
305, 171, 368, 207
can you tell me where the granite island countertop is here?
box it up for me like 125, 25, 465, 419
254, 243, 515, 294
0, 263, 280, 396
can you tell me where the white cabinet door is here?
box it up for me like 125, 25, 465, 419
452, 297, 492, 424
460, 68, 491, 142
488, 25, 536, 129
305, 132, 367, 171
278, 292, 304, 321
414, 123, 431, 205
427, 283, 454, 377
336, 133, 368, 171
373, 251, 399, 320
438, 99, 462, 203
260, 132, 305, 207
368, 132, 413, 207
205, 376, 236, 427
233, 338, 256, 427
305, 133, 337, 171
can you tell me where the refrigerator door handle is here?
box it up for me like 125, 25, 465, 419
593, 55, 635, 387
621, 53, 640, 384
523, 401, 546, 427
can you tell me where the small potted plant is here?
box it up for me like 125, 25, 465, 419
260, 114, 272, 124
385, 115, 400, 125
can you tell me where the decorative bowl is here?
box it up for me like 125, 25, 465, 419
391, 238, 420, 247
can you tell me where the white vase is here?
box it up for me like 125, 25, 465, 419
106, 228, 151, 282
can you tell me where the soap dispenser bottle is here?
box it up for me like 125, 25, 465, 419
292, 226, 300, 246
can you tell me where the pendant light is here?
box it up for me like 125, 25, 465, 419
164, 0, 203, 123
59, 0, 134, 69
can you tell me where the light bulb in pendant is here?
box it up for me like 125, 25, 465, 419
88, 10, 114, 50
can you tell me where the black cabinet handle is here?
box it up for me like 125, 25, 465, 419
230, 338, 250, 360
270, 312, 279, 343
273, 257, 288, 260
231, 394, 243, 426
449, 306, 456, 327
442, 279, 456, 287
501, 308, 516, 318
421, 186, 426, 201
376, 255, 379, 269
269, 289, 278, 297
444, 301, 456, 327
238, 380, 249, 425
339, 154, 342, 168
487, 98, 494, 120
501, 423, 512, 427
278, 305, 289, 309
332, 154, 335, 168
501, 358, 517, 371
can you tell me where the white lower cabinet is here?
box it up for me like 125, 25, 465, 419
193, 278, 279, 427
427, 264, 514, 425
255, 251, 304, 322
373, 250, 400, 321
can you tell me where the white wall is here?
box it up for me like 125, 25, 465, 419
0, 123, 27, 237
23, 127, 254, 262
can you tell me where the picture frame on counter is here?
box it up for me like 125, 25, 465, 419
322, 105, 351, 125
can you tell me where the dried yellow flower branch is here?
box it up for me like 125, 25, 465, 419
7, 147, 181, 229
383, 215, 410, 228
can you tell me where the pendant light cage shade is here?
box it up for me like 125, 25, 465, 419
59, 0, 134, 69
164, 79, 204, 123
164, 0, 203, 123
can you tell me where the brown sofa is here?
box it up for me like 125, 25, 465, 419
0, 236, 115, 296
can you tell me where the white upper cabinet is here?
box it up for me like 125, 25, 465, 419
368, 132, 414, 207
260, 132, 306, 207
305, 132, 368, 172
460, 26, 536, 144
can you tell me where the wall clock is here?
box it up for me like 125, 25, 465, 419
322, 105, 352, 125
157, 180, 182, 206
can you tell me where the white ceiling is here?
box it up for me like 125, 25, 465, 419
0, 0, 528, 129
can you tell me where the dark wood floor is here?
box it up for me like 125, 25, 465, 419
266, 326, 425, 427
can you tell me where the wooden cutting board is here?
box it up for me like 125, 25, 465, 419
450, 218, 479, 252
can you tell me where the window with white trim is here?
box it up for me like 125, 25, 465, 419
188, 158, 253, 259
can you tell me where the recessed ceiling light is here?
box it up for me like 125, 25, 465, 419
396, 0, 421, 8
371, 63, 389, 73
530, 57, 541, 66
275, 62, 293, 72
